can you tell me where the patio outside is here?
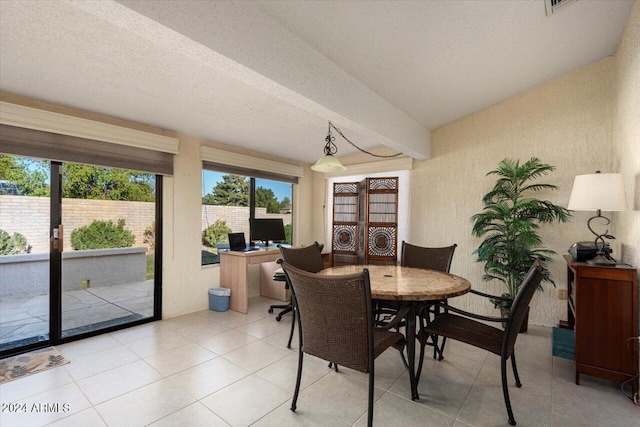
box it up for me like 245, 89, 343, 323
0, 279, 154, 351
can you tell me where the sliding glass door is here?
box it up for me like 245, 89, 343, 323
60, 162, 157, 338
0, 155, 51, 352
0, 155, 161, 356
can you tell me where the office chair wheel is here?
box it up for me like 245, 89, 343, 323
268, 307, 274, 314
275, 314, 282, 321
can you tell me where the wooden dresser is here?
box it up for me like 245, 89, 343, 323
562, 255, 638, 393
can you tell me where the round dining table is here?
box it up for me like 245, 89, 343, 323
318, 264, 471, 400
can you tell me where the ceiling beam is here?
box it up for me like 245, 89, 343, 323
67, 0, 430, 160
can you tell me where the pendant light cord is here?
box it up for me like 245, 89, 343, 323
329, 121, 402, 159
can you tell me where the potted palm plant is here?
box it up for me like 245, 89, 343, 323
471, 158, 572, 331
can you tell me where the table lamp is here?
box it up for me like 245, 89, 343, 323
567, 171, 628, 265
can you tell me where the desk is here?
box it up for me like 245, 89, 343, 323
318, 264, 471, 400
219, 247, 285, 313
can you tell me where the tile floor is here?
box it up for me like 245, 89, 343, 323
0, 296, 637, 426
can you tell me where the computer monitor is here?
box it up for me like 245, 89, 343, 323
250, 218, 285, 246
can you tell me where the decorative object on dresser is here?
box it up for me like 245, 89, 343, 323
567, 171, 628, 265
561, 255, 638, 398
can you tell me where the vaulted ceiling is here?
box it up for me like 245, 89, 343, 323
0, 1, 633, 163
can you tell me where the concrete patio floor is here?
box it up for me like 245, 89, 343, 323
0, 280, 154, 350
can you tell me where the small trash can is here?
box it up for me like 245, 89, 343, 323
208, 287, 231, 312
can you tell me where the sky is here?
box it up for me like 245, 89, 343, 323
202, 170, 292, 203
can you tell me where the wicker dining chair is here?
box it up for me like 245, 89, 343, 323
422, 259, 545, 426
282, 262, 405, 427
273, 242, 324, 348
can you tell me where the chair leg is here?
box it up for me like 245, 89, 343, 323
511, 351, 522, 388
434, 301, 448, 361
287, 305, 296, 349
416, 330, 426, 384
433, 335, 447, 361
501, 355, 517, 426
368, 365, 374, 427
291, 351, 303, 412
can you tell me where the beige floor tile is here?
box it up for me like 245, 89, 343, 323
57, 334, 122, 359
197, 329, 259, 355
336, 347, 408, 391
252, 398, 350, 426
298, 370, 385, 424
235, 316, 293, 339
222, 340, 291, 372
125, 330, 191, 358
260, 325, 299, 349
174, 319, 231, 342
255, 352, 332, 392
353, 391, 455, 427
388, 371, 473, 420
76, 360, 163, 405
110, 322, 163, 344
421, 350, 486, 385
197, 308, 268, 328
439, 339, 490, 365
94, 378, 194, 427
155, 312, 208, 332
144, 342, 217, 376
457, 382, 552, 427
201, 375, 290, 426
0, 383, 91, 427
148, 402, 229, 426
0, 365, 73, 402
63, 344, 140, 381
45, 408, 107, 427
551, 369, 639, 426
168, 357, 251, 399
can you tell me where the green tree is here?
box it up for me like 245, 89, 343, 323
70, 219, 136, 250
471, 158, 572, 304
202, 175, 249, 206
62, 164, 155, 201
202, 219, 233, 248
0, 229, 31, 255
255, 186, 280, 213
0, 154, 49, 196
278, 196, 291, 211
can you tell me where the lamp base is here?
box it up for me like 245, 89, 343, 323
586, 254, 616, 266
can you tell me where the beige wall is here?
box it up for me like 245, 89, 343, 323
614, 0, 640, 269
408, 57, 616, 327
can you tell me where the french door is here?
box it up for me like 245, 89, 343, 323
0, 156, 162, 356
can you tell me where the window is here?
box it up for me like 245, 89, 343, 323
201, 170, 293, 265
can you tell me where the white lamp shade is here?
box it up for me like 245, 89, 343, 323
311, 154, 347, 173
568, 173, 628, 211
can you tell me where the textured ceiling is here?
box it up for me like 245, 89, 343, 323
0, 0, 634, 164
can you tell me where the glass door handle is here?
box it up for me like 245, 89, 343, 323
52, 225, 64, 252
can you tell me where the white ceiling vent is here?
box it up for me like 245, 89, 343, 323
545, 0, 577, 16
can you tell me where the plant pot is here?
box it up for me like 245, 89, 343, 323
500, 306, 529, 333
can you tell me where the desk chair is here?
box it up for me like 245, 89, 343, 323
282, 262, 405, 427
268, 242, 324, 348
422, 260, 544, 426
